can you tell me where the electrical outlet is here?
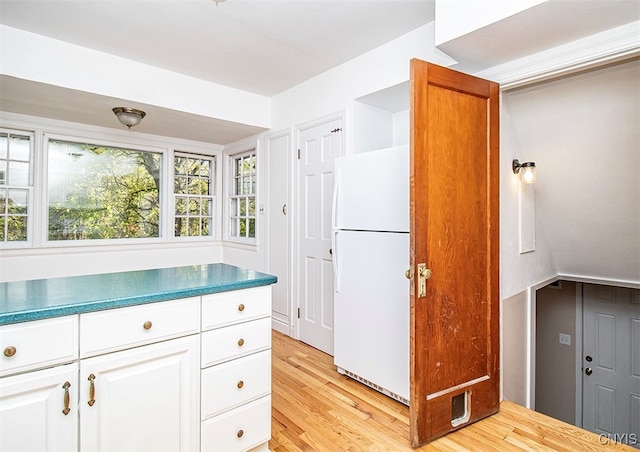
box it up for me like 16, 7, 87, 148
559, 333, 571, 346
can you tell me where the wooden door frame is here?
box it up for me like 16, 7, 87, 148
292, 111, 345, 342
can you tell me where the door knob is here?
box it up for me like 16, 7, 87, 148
585, 367, 593, 376
405, 269, 411, 279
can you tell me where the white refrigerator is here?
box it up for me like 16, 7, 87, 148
332, 145, 410, 404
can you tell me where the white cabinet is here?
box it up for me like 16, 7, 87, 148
0, 315, 78, 451
78, 296, 200, 452
0, 363, 78, 451
79, 335, 199, 451
200, 285, 272, 451
0, 315, 78, 377
0, 285, 273, 452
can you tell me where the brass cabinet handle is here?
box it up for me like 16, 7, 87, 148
3, 346, 16, 357
62, 381, 71, 415
237, 380, 244, 389
143, 320, 153, 330
238, 304, 245, 312
88, 373, 96, 406
237, 338, 245, 347
237, 429, 244, 438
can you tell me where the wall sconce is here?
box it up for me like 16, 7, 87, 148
512, 159, 536, 184
112, 107, 146, 129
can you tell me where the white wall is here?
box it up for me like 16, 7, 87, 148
503, 59, 640, 287
0, 244, 224, 282
271, 22, 456, 133
0, 25, 271, 129
499, 58, 639, 410
502, 290, 529, 406
500, 98, 558, 299
434, 0, 546, 46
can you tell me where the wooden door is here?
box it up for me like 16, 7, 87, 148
409, 59, 500, 447
297, 118, 343, 355
582, 284, 640, 443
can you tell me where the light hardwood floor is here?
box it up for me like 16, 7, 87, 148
270, 331, 636, 451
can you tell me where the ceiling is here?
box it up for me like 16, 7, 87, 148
1, 0, 638, 145
0, 0, 435, 144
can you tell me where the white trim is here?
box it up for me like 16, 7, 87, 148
224, 145, 258, 245
264, 127, 295, 337
477, 21, 640, 90
574, 282, 583, 428
293, 110, 346, 342
526, 274, 638, 411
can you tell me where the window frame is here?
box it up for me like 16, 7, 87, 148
226, 148, 258, 245
41, 133, 167, 246
0, 119, 224, 251
172, 151, 218, 240
0, 128, 35, 248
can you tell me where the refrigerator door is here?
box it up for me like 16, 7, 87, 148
333, 229, 409, 401
333, 146, 408, 233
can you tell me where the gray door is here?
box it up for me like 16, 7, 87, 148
582, 283, 640, 448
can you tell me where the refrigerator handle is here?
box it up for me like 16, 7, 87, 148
331, 172, 340, 230
332, 172, 340, 292
332, 229, 340, 293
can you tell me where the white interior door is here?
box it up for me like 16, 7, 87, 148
582, 284, 640, 447
266, 131, 291, 335
297, 117, 343, 355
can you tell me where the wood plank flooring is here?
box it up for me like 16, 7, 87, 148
270, 331, 636, 451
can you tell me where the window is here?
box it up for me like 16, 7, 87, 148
0, 131, 33, 244
174, 153, 215, 237
229, 151, 256, 240
47, 139, 162, 241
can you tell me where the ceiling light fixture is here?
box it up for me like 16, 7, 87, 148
112, 107, 146, 129
512, 159, 536, 184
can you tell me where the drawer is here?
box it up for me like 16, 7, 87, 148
202, 350, 271, 419
201, 395, 271, 452
202, 286, 271, 331
0, 316, 78, 377
201, 317, 271, 367
80, 297, 199, 358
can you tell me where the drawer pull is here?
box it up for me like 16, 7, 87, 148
62, 381, 71, 415
237, 429, 244, 438
88, 373, 96, 406
238, 303, 245, 312
3, 346, 16, 357
237, 338, 245, 347
237, 380, 244, 389
143, 320, 153, 330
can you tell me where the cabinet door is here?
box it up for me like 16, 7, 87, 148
80, 335, 199, 452
0, 363, 78, 451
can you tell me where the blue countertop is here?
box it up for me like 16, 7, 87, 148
0, 264, 277, 325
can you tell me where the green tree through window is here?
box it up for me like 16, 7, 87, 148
230, 151, 256, 240
174, 153, 215, 237
47, 140, 161, 240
